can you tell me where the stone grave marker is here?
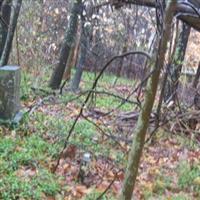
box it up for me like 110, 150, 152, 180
0, 66, 21, 123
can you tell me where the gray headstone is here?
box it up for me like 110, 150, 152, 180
0, 66, 21, 121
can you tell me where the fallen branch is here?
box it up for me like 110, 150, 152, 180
52, 51, 151, 172
96, 169, 123, 200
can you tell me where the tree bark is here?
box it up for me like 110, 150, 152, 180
0, 0, 12, 57
115, 16, 130, 83
119, 1, 176, 200
164, 22, 191, 102
63, 25, 81, 81
192, 62, 200, 89
49, 0, 82, 89
0, 0, 22, 66
70, 18, 91, 91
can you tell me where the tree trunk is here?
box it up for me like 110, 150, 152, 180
49, 0, 82, 89
164, 22, 191, 101
116, 16, 130, 80
62, 45, 76, 81
0, 0, 21, 66
192, 62, 200, 89
0, 0, 12, 57
63, 26, 81, 81
119, 1, 176, 200
113, 40, 127, 85
70, 18, 91, 91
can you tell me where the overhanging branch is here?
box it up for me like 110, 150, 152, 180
94, 0, 200, 31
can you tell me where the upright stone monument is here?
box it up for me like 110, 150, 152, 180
0, 66, 21, 122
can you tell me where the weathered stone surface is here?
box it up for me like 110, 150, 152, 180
0, 66, 21, 120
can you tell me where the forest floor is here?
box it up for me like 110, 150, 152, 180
0, 70, 200, 200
